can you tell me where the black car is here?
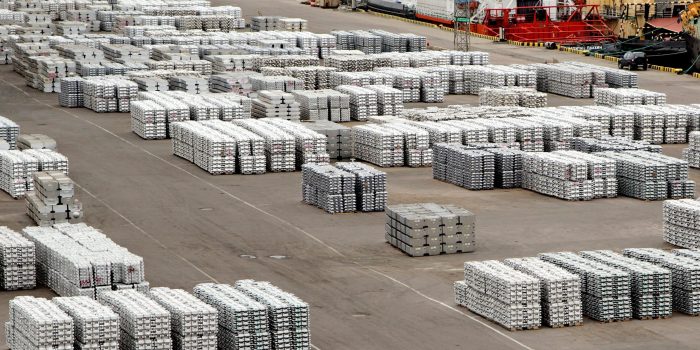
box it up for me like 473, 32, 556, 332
618, 52, 648, 71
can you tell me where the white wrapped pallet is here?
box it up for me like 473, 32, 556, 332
22, 223, 147, 299
6, 296, 74, 350
232, 119, 296, 172
503, 257, 583, 328
458, 261, 540, 330
193, 283, 270, 350
580, 250, 672, 320
624, 248, 700, 315
17, 134, 57, 151
98, 290, 172, 350
352, 124, 403, 167
540, 252, 632, 322
53, 296, 120, 350
149, 287, 218, 350
388, 203, 476, 256
0, 226, 35, 290
334, 85, 377, 121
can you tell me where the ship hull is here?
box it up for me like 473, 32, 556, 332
686, 32, 700, 72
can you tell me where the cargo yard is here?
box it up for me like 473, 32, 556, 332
1, 0, 700, 350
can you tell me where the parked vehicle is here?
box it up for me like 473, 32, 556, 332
619, 51, 648, 70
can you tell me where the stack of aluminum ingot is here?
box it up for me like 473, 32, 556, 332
684, 132, 700, 169
296, 120, 352, 160
53, 296, 120, 350
171, 121, 237, 175
6, 296, 74, 350
594, 88, 666, 106
352, 124, 404, 167
302, 163, 356, 213
489, 148, 525, 188
292, 89, 351, 122
542, 64, 603, 98
252, 90, 301, 121
406, 121, 461, 147
373, 67, 422, 102
22, 223, 148, 299
25, 171, 83, 226
197, 121, 265, 175
17, 135, 55, 151
479, 87, 547, 108
193, 283, 271, 350
522, 152, 595, 200
597, 151, 694, 200
261, 118, 329, 167
169, 76, 209, 94
456, 261, 540, 330
386, 203, 476, 256
0, 115, 19, 149
233, 119, 296, 172
432, 144, 495, 190
0, 226, 35, 290
558, 105, 635, 138
58, 76, 84, 107
571, 136, 661, 153
580, 250, 672, 320
82, 77, 139, 113
130, 100, 167, 140
335, 162, 387, 212
0, 151, 37, 198
624, 105, 668, 144
439, 120, 490, 144
539, 252, 632, 322
335, 85, 377, 121
19, 149, 66, 173
366, 85, 403, 115
553, 150, 618, 199
663, 199, 700, 248
250, 75, 304, 92
234, 280, 311, 350
382, 123, 432, 167
499, 117, 545, 152
566, 62, 638, 88
468, 119, 518, 146
504, 257, 583, 328
624, 248, 700, 316
149, 287, 218, 350
98, 290, 172, 350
